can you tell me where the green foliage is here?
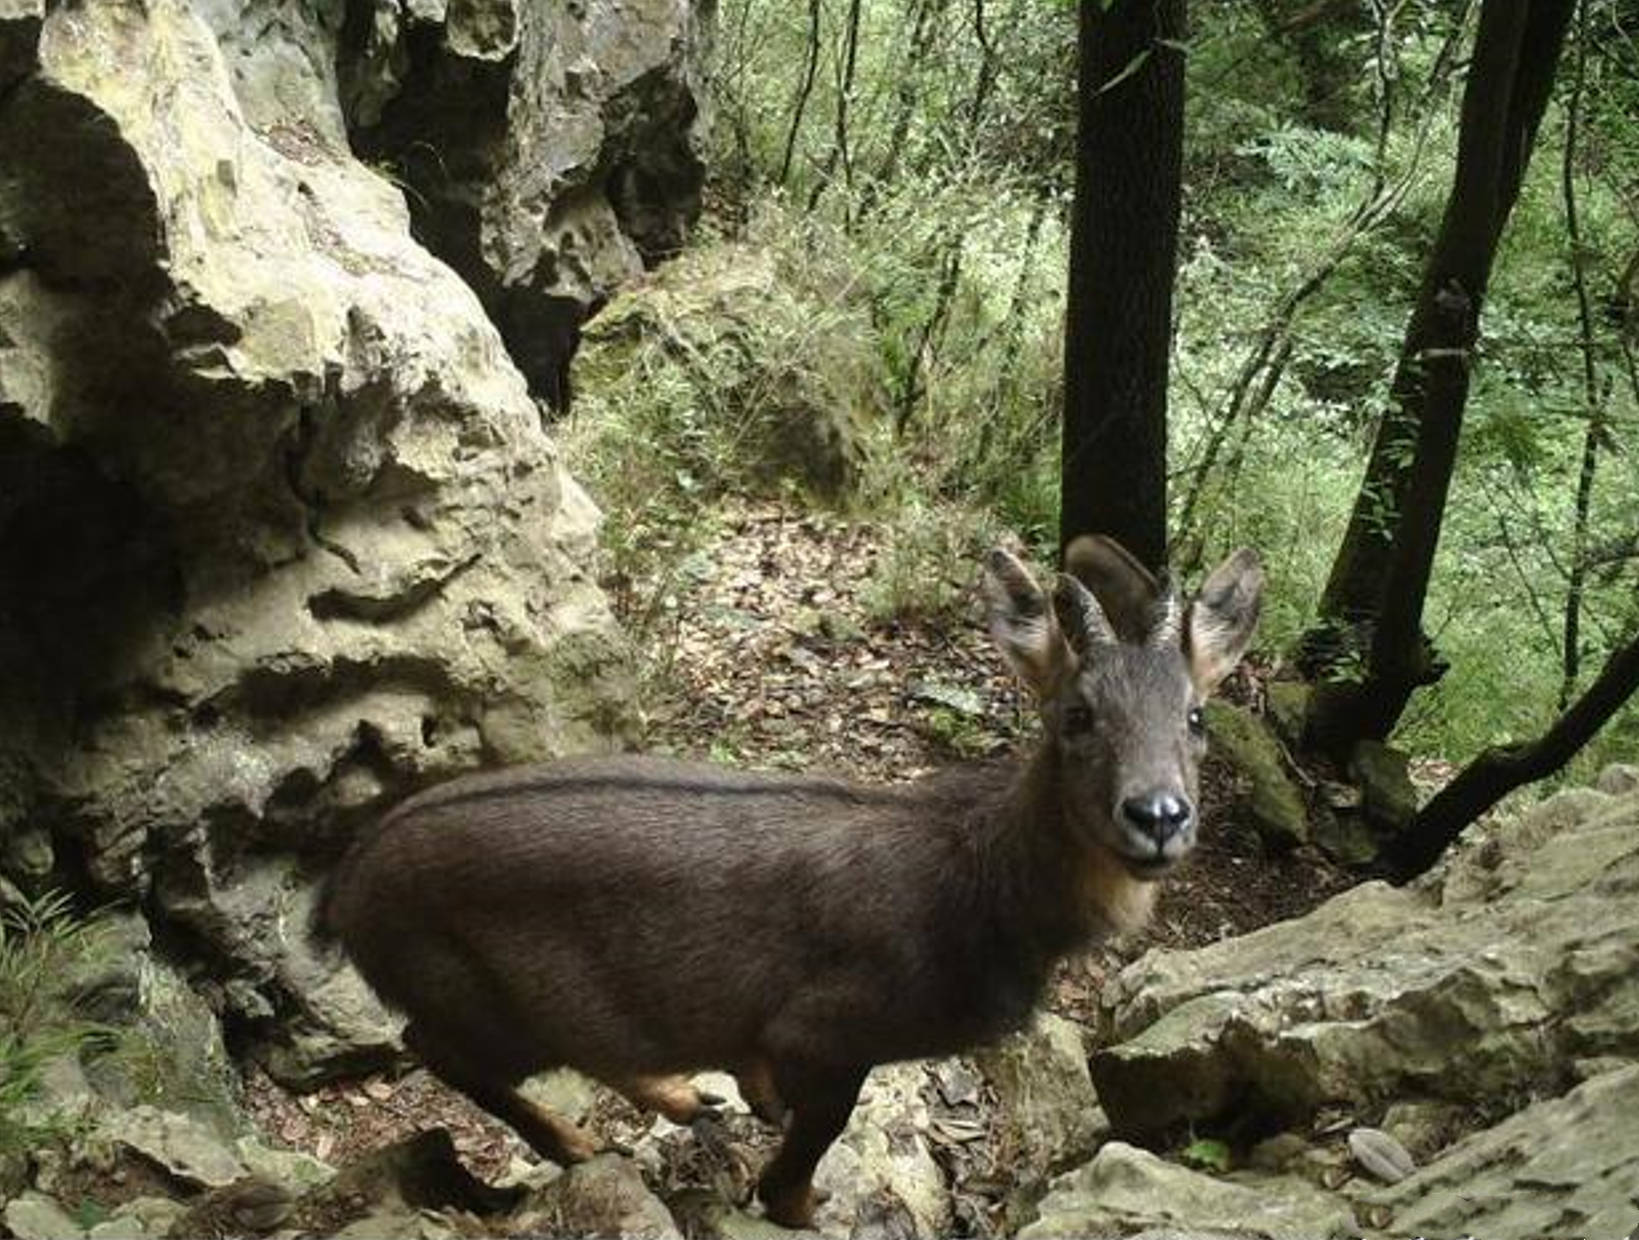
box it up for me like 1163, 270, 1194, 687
573, 0, 1639, 777
567, 183, 1067, 625
0, 889, 115, 1155
858, 499, 1006, 625
1179, 1135, 1232, 1174
920, 706, 991, 758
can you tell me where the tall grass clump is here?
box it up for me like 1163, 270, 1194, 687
0, 889, 115, 1156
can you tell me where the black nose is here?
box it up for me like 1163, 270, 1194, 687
1122, 792, 1194, 844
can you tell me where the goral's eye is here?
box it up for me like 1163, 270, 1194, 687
1187, 706, 1206, 737
1063, 704, 1093, 735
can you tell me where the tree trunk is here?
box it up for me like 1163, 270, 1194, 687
1558, 0, 1604, 712
1301, 0, 1574, 753
1387, 628, 1639, 880
777, 0, 823, 187
1060, 0, 1186, 574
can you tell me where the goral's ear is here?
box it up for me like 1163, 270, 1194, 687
1064, 534, 1162, 645
983, 548, 1071, 698
1052, 571, 1118, 658
1185, 548, 1263, 694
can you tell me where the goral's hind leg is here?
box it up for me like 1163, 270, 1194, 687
737, 1059, 789, 1127
404, 1022, 597, 1165
613, 1073, 725, 1125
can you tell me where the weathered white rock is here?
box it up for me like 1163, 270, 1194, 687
88, 1196, 189, 1240
811, 1063, 951, 1239
102, 1105, 247, 1189
522, 1153, 683, 1239
235, 1135, 336, 1193
1092, 786, 1639, 1139
332, 1208, 464, 1240
1596, 762, 1639, 795
0, 0, 649, 1080
1019, 1142, 1354, 1240
1359, 1064, 1639, 1238
3, 1192, 85, 1240
974, 1013, 1105, 1180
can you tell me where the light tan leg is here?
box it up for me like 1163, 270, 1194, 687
450, 1077, 597, 1163
404, 1022, 597, 1164
614, 1073, 719, 1124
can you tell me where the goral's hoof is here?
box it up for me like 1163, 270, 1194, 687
758, 1179, 821, 1230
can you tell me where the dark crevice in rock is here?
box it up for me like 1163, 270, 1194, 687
307, 552, 481, 623
336, 5, 705, 411
0, 80, 166, 288
205, 653, 473, 726
0, 442, 184, 712
601, 65, 704, 265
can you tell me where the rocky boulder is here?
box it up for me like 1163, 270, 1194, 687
0, 0, 638, 1080
340, 0, 710, 407
1359, 1062, 1639, 1237
1092, 783, 1639, 1140
572, 241, 869, 500
1020, 1142, 1354, 1240
1202, 702, 1308, 851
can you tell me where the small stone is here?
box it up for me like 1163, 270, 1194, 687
930, 1059, 983, 1107
234, 1138, 336, 1193
1019, 1142, 1353, 1240
1311, 806, 1379, 867
1348, 1127, 1416, 1184
522, 1154, 681, 1239
1379, 1099, 1465, 1160
99, 1197, 189, 1240
4, 1192, 86, 1240
1247, 1131, 1309, 1171
165, 1177, 293, 1236
1595, 763, 1639, 796
103, 1106, 246, 1189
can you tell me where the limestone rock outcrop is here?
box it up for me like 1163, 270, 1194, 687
1091, 783, 1639, 1140
1060, 774, 1639, 1239
340, 0, 710, 407
0, 0, 675, 1079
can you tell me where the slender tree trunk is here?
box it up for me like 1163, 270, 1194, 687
1559, 0, 1604, 711
1174, 1, 1473, 575
892, 0, 1006, 434
1301, 0, 1575, 753
1060, 0, 1187, 574
863, 0, 945, 213
778, 0, 824, 187
808, 0, 866, 218
1387, 628, 1639, 880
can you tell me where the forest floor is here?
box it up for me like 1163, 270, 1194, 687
245, 498, 1357, 1200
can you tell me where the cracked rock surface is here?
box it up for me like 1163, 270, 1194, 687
341, 0, 710, 407
0, 0, 646, 1081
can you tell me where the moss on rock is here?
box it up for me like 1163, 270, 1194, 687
1205, 701, 1309, 849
